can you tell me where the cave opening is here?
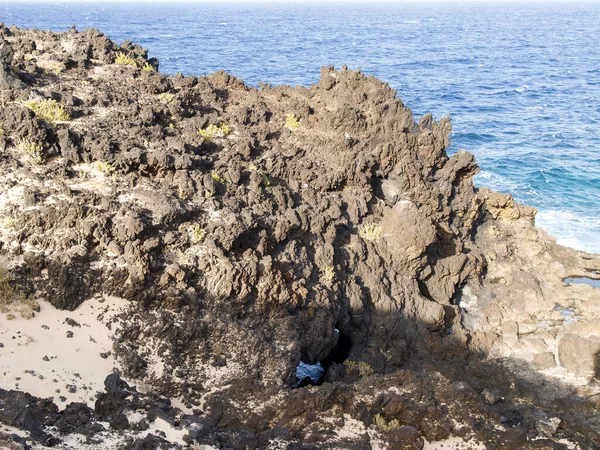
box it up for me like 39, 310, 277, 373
293, 328, 352, 388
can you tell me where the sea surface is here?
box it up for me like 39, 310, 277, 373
2, 2, 600, 253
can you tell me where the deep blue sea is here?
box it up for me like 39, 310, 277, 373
2, 2, 600, 253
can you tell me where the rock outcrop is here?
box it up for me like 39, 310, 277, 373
1, 24, 599, 449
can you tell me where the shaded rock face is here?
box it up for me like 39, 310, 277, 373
1, 24, 600, 449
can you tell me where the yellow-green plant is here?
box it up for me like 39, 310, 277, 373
158, 93, 175, 104
211, 170, 224, 184
190, 224, 205, 244
320, 265, 335, 283
358, 361, 373, 377
176, 186, 189, 200
285, 114, 300, 130
95, 161, 114, 174
17, 138, 44, 164
358, 223, 383, 241
373, 414, 400, 433
142, 62, 156, 73
47, 62, 63, 76
114, 52, 137, 66
24, 99, 70, 125
344, 360, 357, 372
249, 163, 271, 186
198, 123, 232, 142
0, 268, 39, 319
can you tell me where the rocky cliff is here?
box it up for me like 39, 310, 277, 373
1, 25, 599, 450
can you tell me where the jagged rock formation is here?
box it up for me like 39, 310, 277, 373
1, 25, 600, 449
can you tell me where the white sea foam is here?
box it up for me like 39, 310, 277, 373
536, 209, 600, 254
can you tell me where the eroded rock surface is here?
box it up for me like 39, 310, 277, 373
1, 25, 600, 449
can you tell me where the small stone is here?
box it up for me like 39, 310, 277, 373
43, 355, 49, 361
0, 343, 4, 348
59, 396, 67, 402
110, 413, 130, 430
66, 384, 77, 393
65, 318, 81, 327
536, 417, 561, 437
481, 389, 501, 405
66, 331, 74, 338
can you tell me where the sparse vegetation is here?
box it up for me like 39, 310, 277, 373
176, 186, 189, 200
95, 161, 114, 174
114, 52, 137, 66
47, 61, 63, 76
285, 114, 300, 130
320, 265, 335, 283
358, 361, 373, 377
142, 62, 156, 73
358, 223, 383, 241
17, 138, 44, 164
198, 123, 232, 142
344, 360, 374, 378
211, 170, 224, 184
373, 414, 400, 432
158, 92, 175, 104
0, 268, 39, 319
24, 99, 70, 125
190, 224, 205, 244
249, 162, 271, 186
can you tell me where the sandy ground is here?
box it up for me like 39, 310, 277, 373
0, 295, 127, 406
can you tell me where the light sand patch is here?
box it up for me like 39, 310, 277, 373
423, 436, 486, 450
0, 295, 127, 407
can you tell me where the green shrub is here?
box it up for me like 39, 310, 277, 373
211, 170, 224, 184
95, 161, 114, 174
285, 114, 300, 130
320, 265, 335, 283
198, 123, 232, 142
358, 223, 383, 241
158, 93, 175, 104
17, 138, 44, 164
24, 99, 70, 125
373, 414, 400, 432
190, 224, 205, 244
142, 62, 156, 73
114, 52, 137, 66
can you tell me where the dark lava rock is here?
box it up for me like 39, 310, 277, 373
109, 413, 130, 430
386, 425, 424, 450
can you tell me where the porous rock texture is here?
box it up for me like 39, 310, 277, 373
1, 25, 600, 449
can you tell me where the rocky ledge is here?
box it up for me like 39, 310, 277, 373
1, 25, 599, 450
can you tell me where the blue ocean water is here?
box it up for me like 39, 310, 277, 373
2, 2, 600, 253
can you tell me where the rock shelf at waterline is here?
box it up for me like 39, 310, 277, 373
1, 25, 600, 450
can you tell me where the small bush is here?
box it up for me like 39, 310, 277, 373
0, 269, 39, 319
249, 163, 271, 186
211, 170, 224, 184
158, 93, 175, 104
95, 161, 114, 174
17, 138, 44, 164
114, 52, 137, 66
358, 361, 373, 377
25, 99, 70, 125
373, 414, 400, 433
198, 123, 232, 142
358, 223, 383, 241
142, 62, 156, 73
320, 265, 335, 283
190, 224, 205, 244
285, 114, 300, 130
